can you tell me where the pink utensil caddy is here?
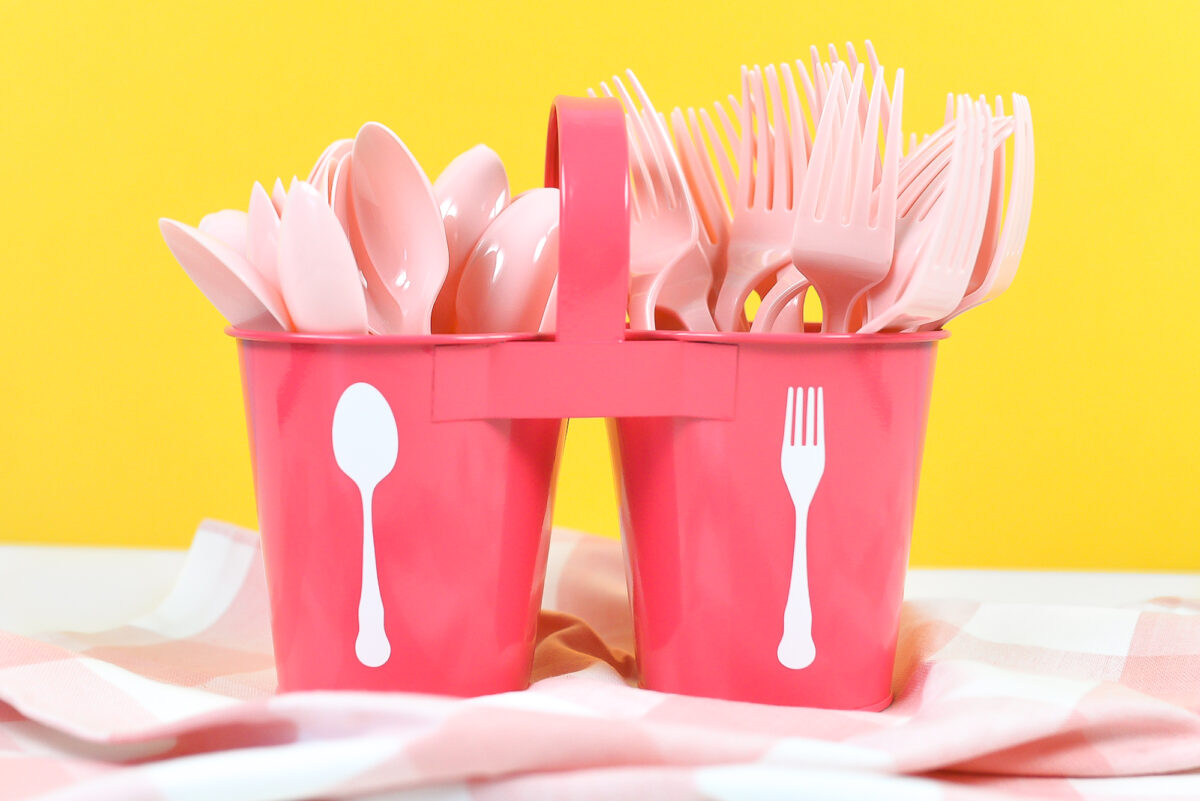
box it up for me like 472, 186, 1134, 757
231, 95, 945, 708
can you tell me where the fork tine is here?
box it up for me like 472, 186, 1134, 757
953, 99, 992, 280
837, 42, 869, 132
728, 95, 744, 133
623, 115, 649, 220
626, 69, 688, 211
844, 41, 860, 74
876, 68, 903, 228
612, 74, 672, 209
810, 45, 827, 113
790, 60, 817, 154
944, 93, 954, 125
796, 62, 844, 219
824, 63, 840, 104
851, 66, 884, 226
969, 95, 1007, 280
823, 63, 864, 223
750, 66, 771, 210
864, 45, 892, 135
1004, 94, 1034, 270
672, 108, 722, 244
916, 97, 967, 279
816, 386, 824, 447
735, 66, 755, 209
865, 40, 880, 76
765, 64, 790, 210
702, 105, 739, 204
934, 95, 976, 267
782, 63, 808, 204
805, 387, 816, 447
614, 102, 656, 219
602, 80, 656, 216
783, 386, 795, 446
980, 95, 1029, 301
688, 108, 731, 223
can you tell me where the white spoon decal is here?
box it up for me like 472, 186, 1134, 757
332, 382, 398, 668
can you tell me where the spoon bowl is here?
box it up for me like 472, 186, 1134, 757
352, 122, 449, 334
455, 188, 558, 334
276, 181, 368, 334
331, 381, 399, 669
159, 218, 291, 332
431, 145, 510, 333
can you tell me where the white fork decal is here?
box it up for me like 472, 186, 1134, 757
778, 386, 826, 670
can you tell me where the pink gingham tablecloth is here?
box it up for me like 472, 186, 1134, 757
3, 521, 1200, 800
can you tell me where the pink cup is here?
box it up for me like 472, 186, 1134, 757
228, 94, 633, 696
611, 328, 944, 709
234, 332, 564, 694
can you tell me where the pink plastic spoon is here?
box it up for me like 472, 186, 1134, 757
352, 122, 449, 335
307, 138, 353, 188
332, 152, 392, 334
159, 219, 291, 331
271, 178, 287, 216
198, 209, 248, 256
246, 181, 280, 288
538, 278, 557, 334
276, 181, 368, 334
330, 154, 352, 236
455, 188, 558, 334
431, 145, 510, 334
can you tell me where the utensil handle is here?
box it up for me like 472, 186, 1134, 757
355, 484, 391, 668
544, 96, 630, 344
778, 502, 816, 670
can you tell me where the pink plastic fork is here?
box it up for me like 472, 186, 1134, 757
859, 96, 993, 333
927, 93, 1034, 327
712, 64, 809, 332
792, 63, 902, 333
602, 72, 716, 331
670, 107, 728, 291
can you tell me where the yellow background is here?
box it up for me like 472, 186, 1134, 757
1, 0, 1197, 568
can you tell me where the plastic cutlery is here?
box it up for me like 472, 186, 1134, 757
330, 153, 353, 236
432, 145, 510, 334
333, 152, 392, 334
352, 122, 449, 335
271, 178, 287, 215
792, 63, 902, 333
751, 265, 809, 333
308, 138, 353, 193
276, 181, 368, 334
669, 106, 730, 297
246, 181, 280, 288
602, 71, 716, 331
929, 93, 1034, 327
198, 209, 248, 256
712, 64, 807, 332
455, 188, 558, 334
159, 218, 291, 332
331, 382, 397, 668
860, 96, 992, 333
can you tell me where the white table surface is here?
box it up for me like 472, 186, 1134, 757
2, 543, 1199, 637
